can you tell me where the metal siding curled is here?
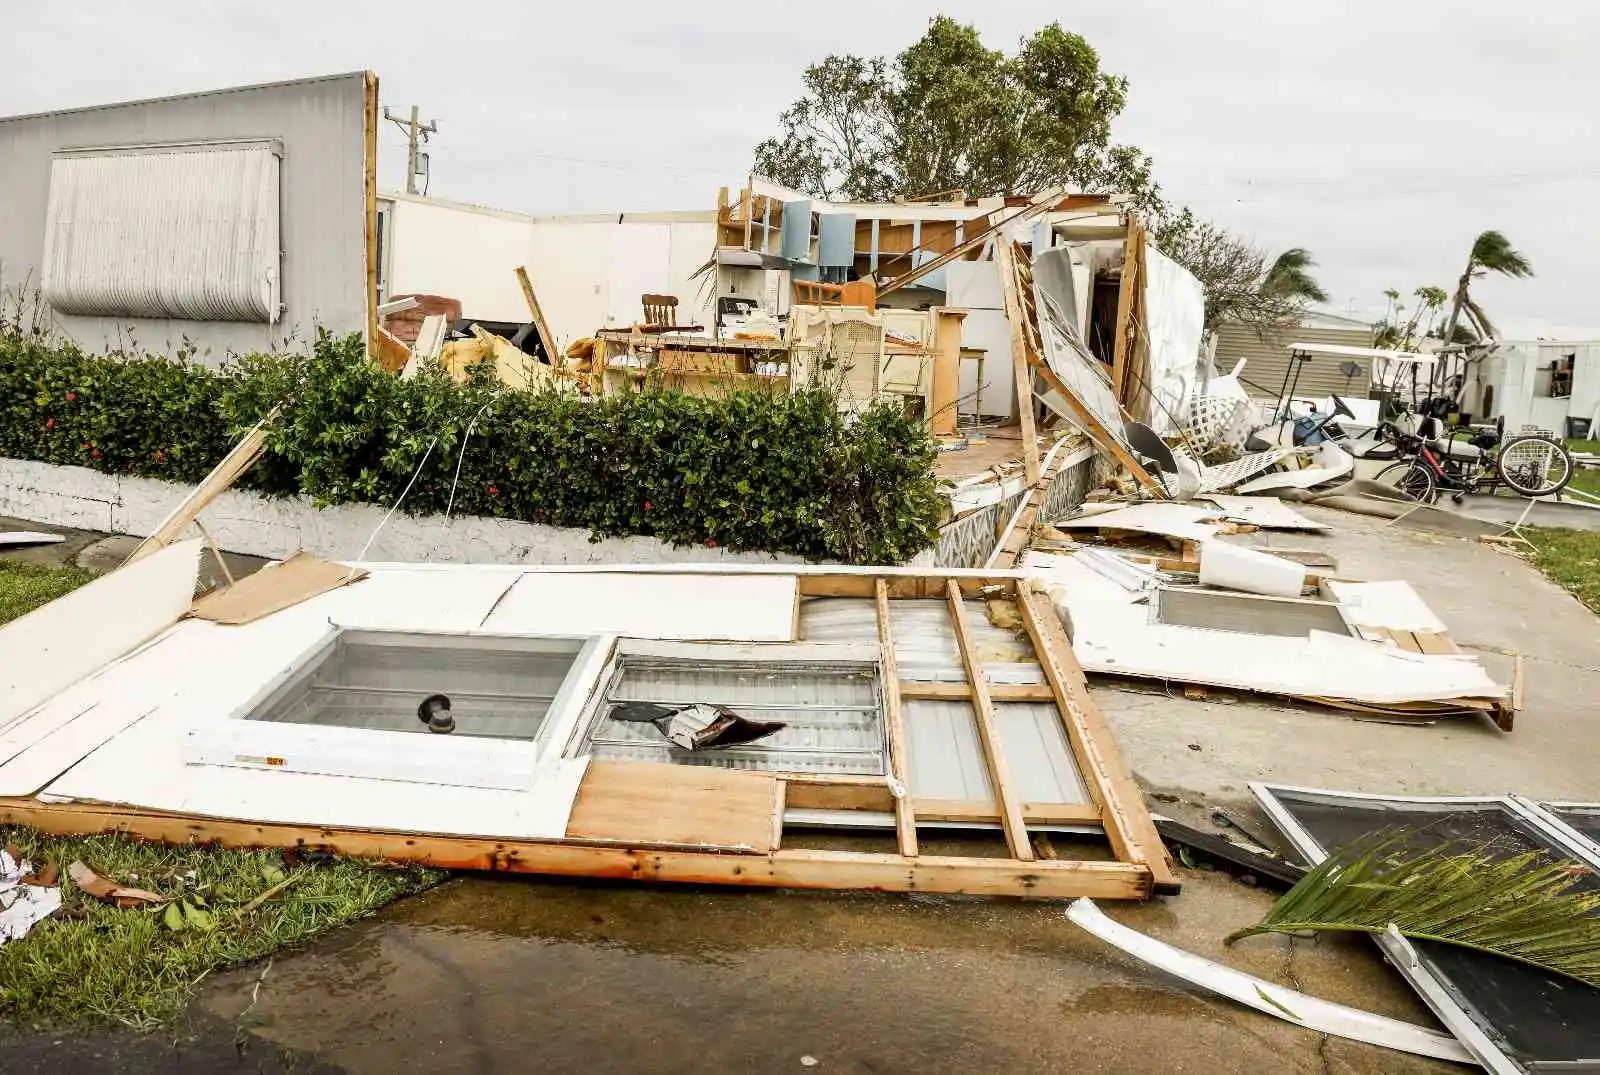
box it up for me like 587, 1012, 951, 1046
40, 144, 281, 323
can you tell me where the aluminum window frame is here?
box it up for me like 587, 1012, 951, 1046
1250, 782, 1600, 1075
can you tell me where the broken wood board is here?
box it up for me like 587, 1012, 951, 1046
987, 439, 1085, 569
190, 554, 369, 625
514, 265, 559, 364
471, 324, 557, 391
373, 325, 411, 373
399, 314, 448, 379
124, 417, 272, 566
564, 760, 779, 852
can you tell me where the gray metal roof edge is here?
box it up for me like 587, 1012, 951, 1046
0, 70, 371, 126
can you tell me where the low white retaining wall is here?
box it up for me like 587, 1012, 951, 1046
0, 458, 805, 566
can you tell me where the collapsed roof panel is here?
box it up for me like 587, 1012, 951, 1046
0, 564, 1176, 900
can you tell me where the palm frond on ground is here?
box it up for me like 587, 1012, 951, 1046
1226, 830, 1600, 989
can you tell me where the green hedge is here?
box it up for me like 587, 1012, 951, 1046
0, 329, 943, 563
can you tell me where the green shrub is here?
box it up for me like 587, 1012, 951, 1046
0, 329, 943, 563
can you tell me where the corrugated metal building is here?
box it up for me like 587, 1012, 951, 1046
0, 73, 374, 362
1215, 309, 1378, 402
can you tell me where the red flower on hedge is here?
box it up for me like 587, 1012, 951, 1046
644, 501, 652, 511
705, 538, 717, 548
66, 392, 76, 402
153, 449, 165, 463
44, 418, 54, 429
488, 485, 500, 496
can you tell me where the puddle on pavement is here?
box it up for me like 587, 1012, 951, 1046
178, 867, 1454, 1075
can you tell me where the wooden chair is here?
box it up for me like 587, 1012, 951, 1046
641, 294, 678, 330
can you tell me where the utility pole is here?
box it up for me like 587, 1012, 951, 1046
382, 105, 438, 195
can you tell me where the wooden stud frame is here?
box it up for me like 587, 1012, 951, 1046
999, 241, 1165, 497
6, 569, 1177, 901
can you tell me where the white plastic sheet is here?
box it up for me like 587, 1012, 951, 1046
1143, 245, 1206, 436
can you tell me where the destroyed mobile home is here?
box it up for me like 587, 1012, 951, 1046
3, 72, 1594, 1068
0, 545, 1180, 901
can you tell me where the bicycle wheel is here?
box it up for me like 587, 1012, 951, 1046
1496, 435, 1574, 497
1375, 459, 1438, 503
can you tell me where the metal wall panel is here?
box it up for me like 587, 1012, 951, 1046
0, 73, 368, 361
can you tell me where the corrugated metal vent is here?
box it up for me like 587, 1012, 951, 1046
42, 139, 282, 322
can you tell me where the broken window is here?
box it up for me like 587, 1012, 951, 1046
1152, 587, 1352, 638
581, 649, 886, 775
244, 630, 588, 741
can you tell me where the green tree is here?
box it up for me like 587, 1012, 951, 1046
753, 17, 1157, 207
1261, 248, 1329, 304
1153, 210, 1324, 335
1438, 230, 1534, 345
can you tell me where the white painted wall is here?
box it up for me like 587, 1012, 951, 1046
1485, 341, 1600, 436
0, 458, 803, 566
383, 193, 718, 350
384, 195, 537, 322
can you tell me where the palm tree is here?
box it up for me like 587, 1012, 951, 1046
1439, 230, 1533, 346
1260, 248, 1330, 304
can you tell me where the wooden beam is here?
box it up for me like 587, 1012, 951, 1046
784, 782, 895, 812
1110, 215, 1140, 405
878, 187, 1066, 298
795, 575, 1010, 600
945, 581, 1033, 861
898, 681, 1055, 703
1015, 588, 1179, 892
913, 799, 1102, 825
996, 242, 1042, 487
989, 441, 1084, 570
0, 797, 1151, 900
876, 578, 918, 857
929, 308, 966, 437
1031, 358, 1165, 496
363, 71, 380, 361
514, 265, 560, 365
123, 417, 272, 566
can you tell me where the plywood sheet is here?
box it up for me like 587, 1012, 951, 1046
564, 759, 777, 851
482, 572, 798, 641
191, 554, 368, 625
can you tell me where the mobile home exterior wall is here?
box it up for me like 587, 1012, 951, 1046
0, 73, 372, 363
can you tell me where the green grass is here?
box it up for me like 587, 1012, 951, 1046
1526, 527, 1600, 614
0, 567, 444, 1030
0, 828, 443, 1030
0, 560, 95, 624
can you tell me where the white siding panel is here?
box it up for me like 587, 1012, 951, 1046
42, 142, 281, 322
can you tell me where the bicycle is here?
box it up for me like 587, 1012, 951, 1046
1372, 411, 1574, 504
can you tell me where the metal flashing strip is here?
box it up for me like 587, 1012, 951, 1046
1250, 782, 1600, 1075
1066, 898, 1473, 1063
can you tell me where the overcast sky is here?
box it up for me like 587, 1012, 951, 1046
10, 1, 1599, 338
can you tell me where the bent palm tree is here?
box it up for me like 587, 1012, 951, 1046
1260, 248, 1330, 304
1439, 230, 1533, 346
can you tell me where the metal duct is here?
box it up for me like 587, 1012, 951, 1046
41, 139, 282, 323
